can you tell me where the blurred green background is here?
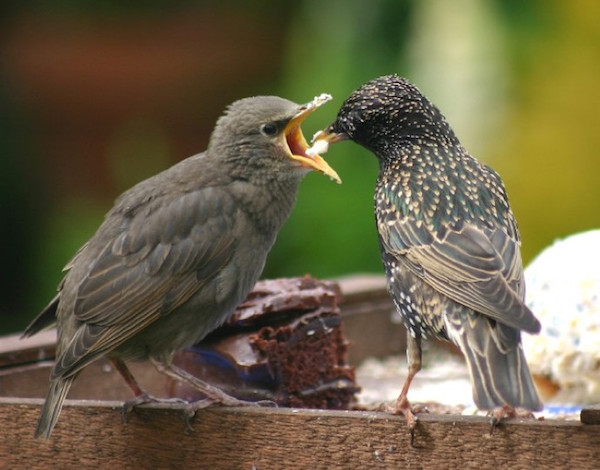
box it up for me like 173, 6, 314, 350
1, 0, 599, 334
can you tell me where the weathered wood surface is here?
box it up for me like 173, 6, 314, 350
1, 398, 598, 469
581, 405, 600, 425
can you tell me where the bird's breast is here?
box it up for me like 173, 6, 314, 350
382, 253, 449, 341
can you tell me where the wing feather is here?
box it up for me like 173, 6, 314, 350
53, 187, 238, 378
380, 215, 540, 333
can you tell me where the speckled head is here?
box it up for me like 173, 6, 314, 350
320, 75, 458, 156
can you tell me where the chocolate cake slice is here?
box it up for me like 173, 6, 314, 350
167, 276, 359, 409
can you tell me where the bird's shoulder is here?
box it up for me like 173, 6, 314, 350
109, 152, 231, 219
55, 152, 245, 323
377, 145, 518, 240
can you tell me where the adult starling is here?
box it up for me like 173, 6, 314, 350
312, 75, 542, 427
23, 94, 340, 439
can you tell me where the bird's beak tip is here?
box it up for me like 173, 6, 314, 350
284, 94, 341, 184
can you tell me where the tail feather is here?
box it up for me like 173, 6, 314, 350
35, 376, 75, 439
447, 310, 543, 411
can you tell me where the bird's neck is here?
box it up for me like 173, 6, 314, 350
369, 110, 461, 163
376, 143, 515, 236
230, 175, 301, 237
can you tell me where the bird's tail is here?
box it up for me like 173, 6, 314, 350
448, 311, 543, 411
35, 376, 75, 439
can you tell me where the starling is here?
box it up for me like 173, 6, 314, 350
23, 94, 340, 439
312, 75, 542, 427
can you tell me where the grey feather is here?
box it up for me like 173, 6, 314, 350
26, 95, 335, 438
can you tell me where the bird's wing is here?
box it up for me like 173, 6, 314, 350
379, 216, 540, 333
53, 187, 237, 378
22, 243, 91, 337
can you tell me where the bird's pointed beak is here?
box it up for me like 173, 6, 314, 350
303, 125, 350, 163
311, 127, 349, 146
284, 94, 342, 184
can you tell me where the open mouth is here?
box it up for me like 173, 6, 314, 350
283, 94, 341, 184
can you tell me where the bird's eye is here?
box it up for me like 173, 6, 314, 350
260, 122, 278, 136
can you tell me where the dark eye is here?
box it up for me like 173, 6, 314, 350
260, 122, 278, 136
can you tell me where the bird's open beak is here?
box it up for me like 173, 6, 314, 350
284, 94, 341, 184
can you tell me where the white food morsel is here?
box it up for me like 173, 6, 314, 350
306, 138, 330, 157
523, 229, 600, 404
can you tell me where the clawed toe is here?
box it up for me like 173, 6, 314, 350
121, 393, 157, 422
411, 403, 428, 414
394, 398, 419, 428
393, 396, 420, 447
214, 395, 276, 408
488, 406, 536, 435
121, 394, 189, 422
489, 405, 516, 435
180, 397, 277, 433
251, 399, 278, 408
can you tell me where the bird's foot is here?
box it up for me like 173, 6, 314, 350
121, 393, 187, 423
393, 396, 420, 447
182, 396, 278, 432
207, 392, 277, 409
489, 405, 517, 435
489, 406, 537, 434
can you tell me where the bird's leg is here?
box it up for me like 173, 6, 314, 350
111, 357, 146, 398
110, 358, 186, 421
149, 358, 276, 423
394, 333, 422, 442
150, 358, 249, 405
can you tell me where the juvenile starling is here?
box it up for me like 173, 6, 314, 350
23, 94, 340, 439
312, 75, 542, 427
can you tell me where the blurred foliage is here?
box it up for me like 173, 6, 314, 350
270, 0, 600, 275
1, 0, 599, 333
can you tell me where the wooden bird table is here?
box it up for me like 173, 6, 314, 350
1, 275, 598, 469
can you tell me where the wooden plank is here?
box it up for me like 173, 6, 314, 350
0, 359, 166, 400
1, 398, 598, 469
2, 275, 597, 468
0, 329, 56, 368
581, 405, 600, 425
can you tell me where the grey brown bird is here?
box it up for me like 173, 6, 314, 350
312, 75, 542, 428
23, 94, 340, 439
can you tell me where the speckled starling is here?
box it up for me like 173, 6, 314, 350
23, 94, 340, 439
313, 75, 542, 426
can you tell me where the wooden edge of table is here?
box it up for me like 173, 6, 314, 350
1, 398, 598, 469
2, 275, 599, 468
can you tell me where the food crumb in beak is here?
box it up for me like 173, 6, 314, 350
309, 93, 332, 109
306, 138, 330, 157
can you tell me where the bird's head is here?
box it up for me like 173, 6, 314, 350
311, 75, 457, 157
209, 95, 341, 184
